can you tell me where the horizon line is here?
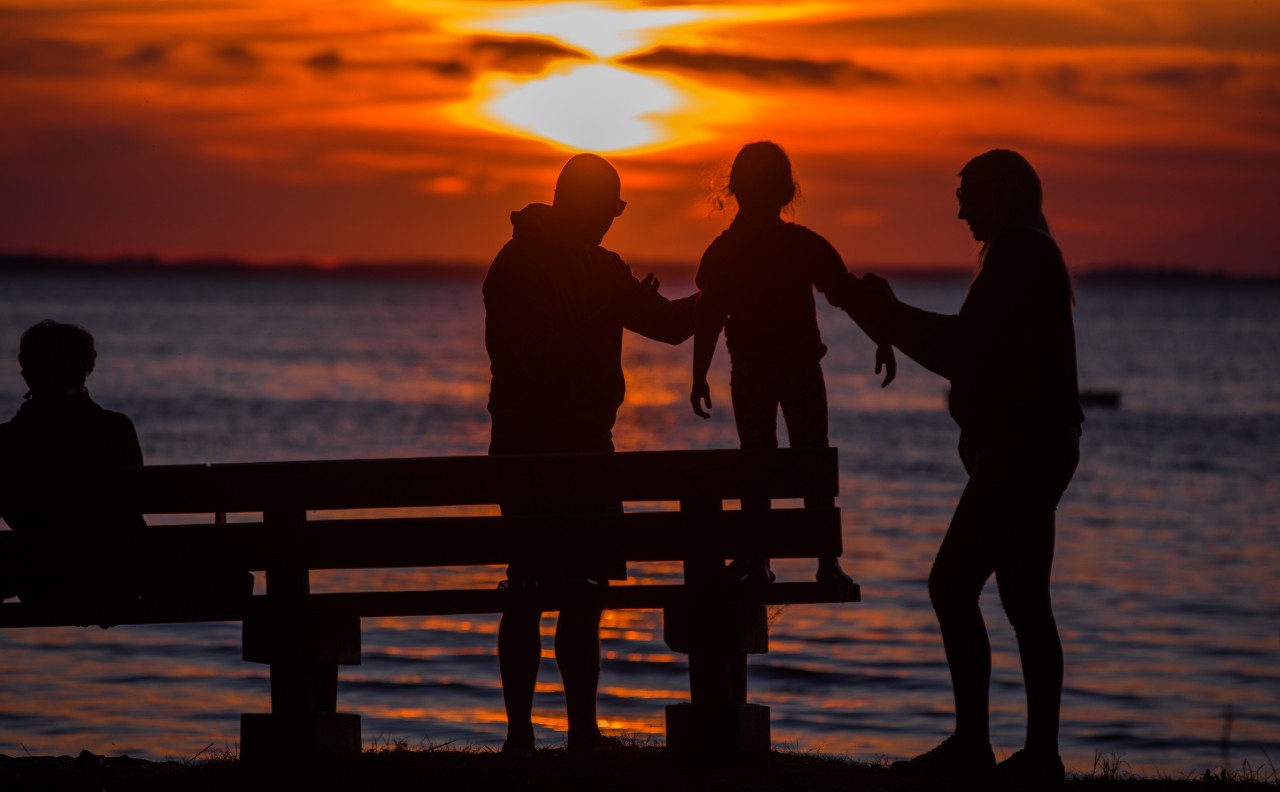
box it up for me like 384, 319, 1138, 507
0, 251, 1274, 284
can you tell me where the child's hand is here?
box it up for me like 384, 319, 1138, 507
691, 379, 713, 418
876, 344, 897, 388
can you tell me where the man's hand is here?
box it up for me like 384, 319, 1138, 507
691, 378, 712, 419
639, 272, 660, 292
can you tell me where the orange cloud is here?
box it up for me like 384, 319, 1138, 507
0, 0, 1276, 273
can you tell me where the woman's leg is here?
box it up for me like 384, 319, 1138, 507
997, 550, 1062, 753
993, 433, 1078, 754
929, 471, 1000, 746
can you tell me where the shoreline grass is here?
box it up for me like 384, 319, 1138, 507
2, 742, 1275, 791
0, 742, 1274, 792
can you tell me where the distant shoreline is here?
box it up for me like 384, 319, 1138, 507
2, 253, 1275, 285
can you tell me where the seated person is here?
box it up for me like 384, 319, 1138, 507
0, 320, 250, 606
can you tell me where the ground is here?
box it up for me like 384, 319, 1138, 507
1, 744, 1275, 792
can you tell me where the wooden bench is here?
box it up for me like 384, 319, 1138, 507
0, 448, 859, 759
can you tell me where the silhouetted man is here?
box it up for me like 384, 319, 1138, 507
484, 153, 696, 753
0, 320, 144, 604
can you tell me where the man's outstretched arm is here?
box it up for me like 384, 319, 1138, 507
622, 272, 698, 345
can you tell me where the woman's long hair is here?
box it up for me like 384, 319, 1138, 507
962, 149, 1073, 304
960, 149, 1051, 261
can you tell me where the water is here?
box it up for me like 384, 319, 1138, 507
0, 270, 1276, 776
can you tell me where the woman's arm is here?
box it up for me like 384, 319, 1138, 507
859, 274, 963, 381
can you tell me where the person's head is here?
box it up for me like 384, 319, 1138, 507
956, 148, 1049, 244
552, 153, 625, 244
18, 320, 96, 395
728, 141, 797, 215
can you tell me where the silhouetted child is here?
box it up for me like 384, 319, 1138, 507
690, 141, 894, 585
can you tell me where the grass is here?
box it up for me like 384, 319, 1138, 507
1, 741, 1276, 791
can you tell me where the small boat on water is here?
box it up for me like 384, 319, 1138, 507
946, 389, 1122, 409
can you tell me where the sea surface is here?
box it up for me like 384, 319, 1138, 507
0, 269, 1276, 777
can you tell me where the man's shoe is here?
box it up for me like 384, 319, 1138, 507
995, 748, 1065, 783
501, 732, 535, 757
890, 735, 995, 778
566, 733, 625, 754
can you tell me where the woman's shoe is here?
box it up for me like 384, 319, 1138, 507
890, 735, 995, 778
995, 748, 1065, 783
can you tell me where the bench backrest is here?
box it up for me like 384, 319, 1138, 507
1, 448, 841, 575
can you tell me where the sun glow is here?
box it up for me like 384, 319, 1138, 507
434, 1, 769, 152
489, 64, 678, 151
456, 2, 710, 59
455, 62, 750, 154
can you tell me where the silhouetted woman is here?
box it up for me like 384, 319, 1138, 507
690, 141, 894, 585
868, 150, 1084, 782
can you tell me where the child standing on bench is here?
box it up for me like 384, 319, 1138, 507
689, 141, 894, 585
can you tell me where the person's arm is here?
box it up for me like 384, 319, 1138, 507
858, 273, 963, 381
618, 266, 698, 345
805, 233, 897, 387
841, 277, 898, 388
690, 292, 726, 418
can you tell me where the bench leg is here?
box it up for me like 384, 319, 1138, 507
271, 661, 339, 714
241, 712, 361, 761
664, 558, 771, 755
241, 607, 362, 761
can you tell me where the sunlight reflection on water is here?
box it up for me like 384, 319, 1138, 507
0, 273, 1276, 775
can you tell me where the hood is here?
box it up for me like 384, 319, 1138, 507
510, 202, 557, 241
11, 391, 100, 426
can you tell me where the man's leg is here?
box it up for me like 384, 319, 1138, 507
498, 597, 543, 753
555, 589, 605, 750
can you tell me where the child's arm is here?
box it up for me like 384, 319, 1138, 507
691, 293, 726, 419
845, 274, 897, 387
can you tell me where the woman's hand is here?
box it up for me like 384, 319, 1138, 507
861, 273, 899, 307
691, 378, 713, 419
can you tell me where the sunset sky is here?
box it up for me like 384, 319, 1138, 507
1, 1, 1277, 274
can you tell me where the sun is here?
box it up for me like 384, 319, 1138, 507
435, 1, 759, 152
475, 64, 678, 153
455, 62, 749, 154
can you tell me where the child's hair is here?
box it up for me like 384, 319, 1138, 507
728, 141, 798, 212
19, 320, 97, 392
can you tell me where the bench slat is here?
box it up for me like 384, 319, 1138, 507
2, 448, 839, 514
0, 581, 860, 629
1, 508, 842, 574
